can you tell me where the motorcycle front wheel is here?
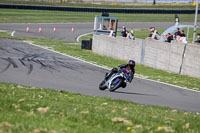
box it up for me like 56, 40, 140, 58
109, 78, 123, 92
99, 80, 107, 90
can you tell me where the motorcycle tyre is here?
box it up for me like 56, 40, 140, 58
121, 82, 127, 88
109, 78, 123, 92
99, 80, 107, 90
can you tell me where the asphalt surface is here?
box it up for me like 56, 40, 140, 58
0, 39, 200, 113
0, 22, 198, 41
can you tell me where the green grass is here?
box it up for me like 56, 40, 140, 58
0, 31, 199, 90
0, 82, 200, 133
0, 9, 199, 23
0, 0, 197, 9
79, 34, 93, 42
0, 9, 101, 23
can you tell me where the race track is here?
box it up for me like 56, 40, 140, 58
0, 39, 200, 113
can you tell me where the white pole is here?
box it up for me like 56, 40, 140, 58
193, 0, 199, 43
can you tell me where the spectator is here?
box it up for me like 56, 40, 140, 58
148, 27, 153, 38
130, 29, 135, 39
164, 33, 173, 43
103, 25, 107, 30
109, 28, 114, 37
177, 30, 187, 43
173, 27, 181, 40
195, 33, 200, 43
148, 27, 160, 40
180, 30, 186, 37
121, 26, 127, 37
126, 29, 135, 40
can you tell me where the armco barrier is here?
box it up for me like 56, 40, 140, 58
92, 34, 200, 78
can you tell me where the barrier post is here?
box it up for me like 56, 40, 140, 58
179, 44, 187, 74
140, 39, 146, 65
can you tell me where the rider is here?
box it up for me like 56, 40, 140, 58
105, 60, 135, 87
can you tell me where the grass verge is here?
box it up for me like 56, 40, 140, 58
0, 9, 199, 23
0, 81, 200, 133
0, 31, 199, 90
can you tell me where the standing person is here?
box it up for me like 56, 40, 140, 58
126, 30, 135, 40
130, 29, 135, 40
148, 27, 160, 40
121, 26, 127, 37
180, 30, 186, 37
164, 33, 173, 43
178, 30, 187, 43
173, 27, 181, 40
195, 33, 200, 43
103, 25, 107, 30
148, 27, 154, 38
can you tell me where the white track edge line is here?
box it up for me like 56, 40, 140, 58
11, 31, 15, 37
76, 32, 93, 42
23, 40, 200, 93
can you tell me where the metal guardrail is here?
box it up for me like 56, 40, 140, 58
0, 4, 199, 14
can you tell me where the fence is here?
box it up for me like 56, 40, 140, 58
0, 4, 198, 14
1, 0, 195, 5
92, 34, 200, 78
106, 0, 193, 3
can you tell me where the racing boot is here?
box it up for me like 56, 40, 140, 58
105, 68, 118, 80
105, 72, 113, 80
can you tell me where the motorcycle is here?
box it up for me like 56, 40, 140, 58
99, 68, 130, 92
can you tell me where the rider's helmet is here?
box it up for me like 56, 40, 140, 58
128, 60, 135, 70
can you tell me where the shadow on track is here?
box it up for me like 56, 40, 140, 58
114, 90, 156, 96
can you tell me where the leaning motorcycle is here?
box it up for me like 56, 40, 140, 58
99, 68, 130, 92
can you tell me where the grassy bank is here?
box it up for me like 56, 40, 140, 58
0, 9, 199, 23
0, 31, 199, 90
0, 82, 200, 133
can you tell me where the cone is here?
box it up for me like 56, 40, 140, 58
53, 27, 56, 32
26, 27, 29, 32
38, 27, 42, 32
72, 27, 74, 32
